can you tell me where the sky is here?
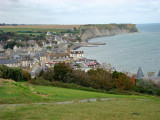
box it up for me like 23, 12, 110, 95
0, 0, 159, 24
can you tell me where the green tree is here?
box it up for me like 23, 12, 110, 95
53, 63, 73, 83
4, 41, 16, 49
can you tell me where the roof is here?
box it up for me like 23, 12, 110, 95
0, 59, 20, 65
0, 44, 4, 51
158, 70, 160, 76
136, 67, 144, 79
55, 36, 62, 41
71, 51, 84, 54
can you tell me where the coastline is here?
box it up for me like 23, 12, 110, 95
72, 31, 141, 75
71, 32, 137, 50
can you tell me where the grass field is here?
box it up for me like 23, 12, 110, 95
0, 27, 67, 33
0, 79, 160, 120
0, 97, 160, 120
0, 25, 81, 33
17, 33, 43, 35
0, 25, 81, 29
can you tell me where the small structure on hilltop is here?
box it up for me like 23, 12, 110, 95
136, 67, 144, 79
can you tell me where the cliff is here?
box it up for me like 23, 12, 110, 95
80, 24, 138, 42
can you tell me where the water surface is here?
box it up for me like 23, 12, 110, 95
78, 24, 160, 75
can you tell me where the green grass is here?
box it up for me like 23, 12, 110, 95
0, 28, 66, 33
17, 33, 43, 35
1, 79, 160, 120
0, 79, 160, 104
0, 98, 160, 120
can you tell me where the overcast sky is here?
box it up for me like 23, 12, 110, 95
0, 0, 159, 24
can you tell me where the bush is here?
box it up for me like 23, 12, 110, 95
134, 79, 160, 95
29, 77, 51, 86
0, 65, 23, 81
22, 70, 31, 81
72, 70, 91, 87
53, 63, 74, 83
51, 81, 106, 93
112, 71, 134, 91
87, 69, 113, 90
41, 69, 54, 82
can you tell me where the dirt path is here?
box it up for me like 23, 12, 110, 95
0, 98, 113, 108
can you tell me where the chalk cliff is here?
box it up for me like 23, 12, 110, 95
80, 24, 138, 42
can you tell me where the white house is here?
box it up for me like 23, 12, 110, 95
70, 50, 84, 60
46, 31, 52, 36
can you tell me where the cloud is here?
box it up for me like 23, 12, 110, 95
0, 0, 159, 24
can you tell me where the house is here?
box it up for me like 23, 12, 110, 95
33, 43, 42, 52
54, 36, 63, 45
0, 59, 20, 67
5, 48, 13, 55
64, 33, 70, 38
30, 64, 42, 78
13, 45, 19, 52
7, 39, 14, 42
21, 55, 31, 68
21, 60, 31, 68
70, 50, 84, 60
36, 53, 47, 62
16, 40, 22, 43
46, 31, 52, 36
28, 40, 36, 45
0, 44, 4, 53
0, 53, 9, 59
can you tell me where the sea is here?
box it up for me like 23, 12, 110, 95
78, 23, 160, 75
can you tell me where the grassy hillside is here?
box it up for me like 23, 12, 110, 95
1, 79, 159, 104
1, 79, 160, 120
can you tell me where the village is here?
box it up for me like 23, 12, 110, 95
0, 30, 160, 83
0, 31, 114, 78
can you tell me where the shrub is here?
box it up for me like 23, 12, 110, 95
22, 70, 31, 81
112, 71, 134, 91
53, 63, 74, 83
134, 79, 160, 95
41, 68, 54, 82
29, 77, 51, 86
87, 68, 113, 90
72, 70, 91, 87
51, 81, 106, 93
0, 65, 23, 81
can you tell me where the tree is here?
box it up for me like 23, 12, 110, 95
53, 63, 73, 83
0, 65, 23, 81
22, 70, 31, 81
87, 68, 113, 90
112, 71, 134, 91
46, 46, 52, 49
4, 41, 16, 49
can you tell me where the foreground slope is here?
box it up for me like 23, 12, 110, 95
1, 96, 160, 120
1, 79, 159, 104
0, 79, 160, 120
